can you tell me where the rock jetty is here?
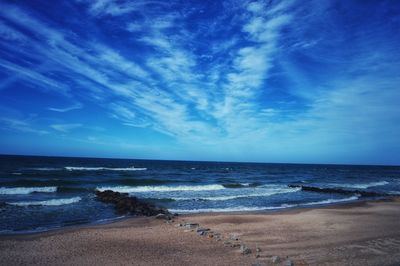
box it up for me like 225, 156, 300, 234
95, 190, 172, 218
288, 184, 387, 197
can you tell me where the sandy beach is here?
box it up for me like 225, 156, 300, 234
1, 198, 400, 266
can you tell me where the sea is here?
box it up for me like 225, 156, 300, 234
1, 155, 400, 234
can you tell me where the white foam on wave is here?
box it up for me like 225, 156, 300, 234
170, 187, 301, 201
65, 166, 147, 171
31, 167, 61, 171
169, 196, 359, 213
332, 181, 389, 189
303, 196, 359, 206
96, 184, 225, 193
7, 196, 81, 206
169, 205, 288, 213
0, 186, 57, 195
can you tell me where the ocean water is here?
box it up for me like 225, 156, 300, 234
1, 155, 400, 234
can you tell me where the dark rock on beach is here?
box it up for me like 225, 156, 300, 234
95, 190, 172, 217
240, 244, 252, 255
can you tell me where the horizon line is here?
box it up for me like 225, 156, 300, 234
1, 153, 399, 168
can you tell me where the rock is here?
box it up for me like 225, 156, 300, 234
229, 233, 240, 241
240, 244, 252, 255
155, 213, 171, 220
95, 190, 171, 217
284, 259, 293, 266
223, 241, 232, 246
288, 184, 387, 198
196, 227, 210, 233
175, 223, 182, 228
251, 264, 267, 266
272, 256, 280, 263
184, 223, 199, 229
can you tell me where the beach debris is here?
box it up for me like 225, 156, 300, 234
95, 190, 172, 217
240, 244, 252, 255
272, 255, 281, 263
175, 223, 183, 228
284, 259, 294, 266
229, 233, 240, 241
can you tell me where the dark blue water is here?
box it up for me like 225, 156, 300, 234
1, 155, 400, 234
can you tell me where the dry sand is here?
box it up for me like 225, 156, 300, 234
1, 198, 400, 266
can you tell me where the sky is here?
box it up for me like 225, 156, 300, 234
0, 0, 399, 165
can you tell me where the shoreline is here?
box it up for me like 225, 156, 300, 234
0, 195, 392, 237
1, 197, 400, 265
0, 196, 393, 238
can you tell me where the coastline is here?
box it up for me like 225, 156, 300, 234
1, 197, 400, 265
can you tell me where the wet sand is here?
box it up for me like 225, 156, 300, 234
1, 198, 400, 266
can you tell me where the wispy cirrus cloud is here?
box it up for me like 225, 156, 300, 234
48, 103, 83, 113
0, 117, 49, 135
0, 0, 399, 163
51, 123, 82, 133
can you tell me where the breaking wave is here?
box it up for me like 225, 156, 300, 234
0, 186, 57, 195
65, 166, 147, 171
170, 195, 359, 213
303, 196, 359, 206
7, 197, 82, 206
170, 187, 301, 201
96, 184, 225, 193
334, 181, 389, 189
222, 183, 260, 188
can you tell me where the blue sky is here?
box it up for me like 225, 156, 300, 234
0, 0, 399, 164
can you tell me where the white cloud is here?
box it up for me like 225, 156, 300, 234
51, 123, 82, 133
0, 1, 296, 144
0, 117, 48, 135
48, 103, 83, 112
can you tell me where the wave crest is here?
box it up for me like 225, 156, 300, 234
0, 186, 57, 195
334, 181, 389, 189
170, 195, 358, 213
96, 184, 225, 193
7, 196, 81, 206
65, 166, 147, 171
303, 196, 359, 206
170, 187, 301, 201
